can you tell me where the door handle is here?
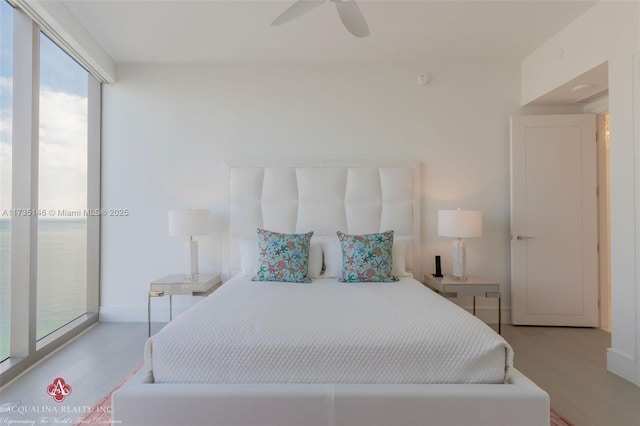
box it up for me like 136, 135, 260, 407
516, 235, 534, 240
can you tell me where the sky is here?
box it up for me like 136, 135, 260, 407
1, 0, 89, 214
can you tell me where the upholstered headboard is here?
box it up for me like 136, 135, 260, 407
224, 161, 421, 280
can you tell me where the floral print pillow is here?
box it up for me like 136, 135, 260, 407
337, 230, 398, 283
253, 228, 314, 283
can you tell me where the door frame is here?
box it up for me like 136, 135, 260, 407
584, 97, 611, 331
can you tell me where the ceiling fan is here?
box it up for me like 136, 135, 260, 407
271, 0, 370, 38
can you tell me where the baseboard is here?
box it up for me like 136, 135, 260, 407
607, 348, 640, 386
459, 306, 511, 325
99, 302, 197, 322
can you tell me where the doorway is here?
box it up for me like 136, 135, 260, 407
510, 114, 600, 326
596, 111, 611, 331
585, 96, 611, 332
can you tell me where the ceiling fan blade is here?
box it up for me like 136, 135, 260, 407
335, 0, 370, 38
271, 0, 327, 26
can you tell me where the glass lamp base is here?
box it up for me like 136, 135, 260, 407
451, 238, 467, 280
184, 239, 199, 281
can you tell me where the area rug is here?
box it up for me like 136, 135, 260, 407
74, 366, 142, 426
551, 407, 575, 426
75, 367, 573, 426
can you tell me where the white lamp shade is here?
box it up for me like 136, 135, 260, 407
168, 209, 210, 237
438, 209, 482, 238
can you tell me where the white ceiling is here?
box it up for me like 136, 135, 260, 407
61, 0, 598, 64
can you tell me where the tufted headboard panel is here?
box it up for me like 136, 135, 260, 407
224, 161, 421, 279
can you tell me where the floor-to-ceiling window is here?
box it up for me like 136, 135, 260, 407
37, 33, 88, 340
0, 1, 100, 382
0, 0, 14, 362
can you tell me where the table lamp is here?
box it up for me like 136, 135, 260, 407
437, 209, 482, 280
169, 209, 210, 279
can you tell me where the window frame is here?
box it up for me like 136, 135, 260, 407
0, 4, 100, 385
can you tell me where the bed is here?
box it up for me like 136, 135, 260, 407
112, 161, 550, 426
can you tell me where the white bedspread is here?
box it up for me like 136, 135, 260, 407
145, 276, 513, 384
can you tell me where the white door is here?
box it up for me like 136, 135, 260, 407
510, 114, 599, 326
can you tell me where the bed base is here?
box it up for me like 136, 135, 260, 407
112, 367, 549, 426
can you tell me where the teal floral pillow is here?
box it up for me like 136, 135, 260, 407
253, 229, 314, 283
337, 230, 398, 283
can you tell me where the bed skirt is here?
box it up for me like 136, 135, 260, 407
112, 367, 550, 426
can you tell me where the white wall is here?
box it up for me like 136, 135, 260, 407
522, 1, 640, 386
101, 61, 541, 323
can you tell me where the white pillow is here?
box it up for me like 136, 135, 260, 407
238, 238, 259, 276
238, 237, 323, 279
392, 236, 412, 277
307, 239, 323, 279
319, 234, 411, 278
319, 235, 343, 278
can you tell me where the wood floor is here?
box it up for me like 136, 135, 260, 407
1, 323, 639, 425
0, 323, 147, 424
502, 324, 640, 426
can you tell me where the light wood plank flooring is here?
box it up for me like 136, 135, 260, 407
1, 323, 639, 425
502, 324, 640, 426
0, 323, 147, 424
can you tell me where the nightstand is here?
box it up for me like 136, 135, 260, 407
423, 274, 502, 334
148, 274, 222, 336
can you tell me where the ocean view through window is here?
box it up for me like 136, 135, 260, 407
37, 33, 88, 340
0, 2, 100, 384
